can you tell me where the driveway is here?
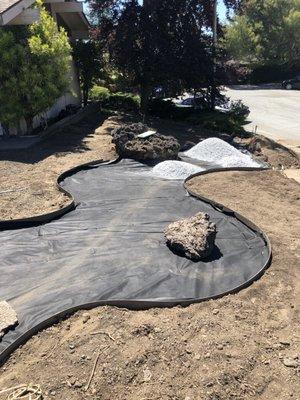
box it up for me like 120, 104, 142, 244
226, 85, 300, 156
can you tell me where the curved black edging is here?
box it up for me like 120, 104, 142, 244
184, 166, 272, 252
0, 161, 272, 366
0, 158, 120, 230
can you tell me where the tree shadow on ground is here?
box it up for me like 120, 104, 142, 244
0, 109, 111, 164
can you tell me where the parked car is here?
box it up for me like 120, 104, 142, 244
175, 96, 205, 109
282, 76, 300, 90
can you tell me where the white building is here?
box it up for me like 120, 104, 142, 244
0, 0, 89, 136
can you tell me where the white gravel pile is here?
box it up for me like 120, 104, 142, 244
152, 160, 204, 180
220, 154, 260, 168
184, 137, 260, 168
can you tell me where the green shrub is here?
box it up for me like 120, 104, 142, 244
227, 100, 249, 119
90, 86, 111, 102
187, 110, 246, 134
105, 92, 140, 111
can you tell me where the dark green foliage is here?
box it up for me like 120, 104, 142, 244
90, 86, 111, 102
89, 85, 140, 111
148, 98, 249, 134
73, 40, 104, 106
224, 0, 300, 68
0, 0, 71, 131
250, 63, 300, 83
90, 0, 235, 114
187, 111, 246, 134
105, 92, 140, 111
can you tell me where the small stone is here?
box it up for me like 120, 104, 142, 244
212, 309, 219, 315
69, 344, 75, 350
74, 381, 83, 388
204, 352, 211, 359
82, 313, 90, 323
50, 390, 56, 396
194, 353, 201, 360
279, 339, 290, 346
143, 368, 152, 382
217, 344, 223, 350
69, 377, 76, 386
65, 322, 71, 331
283, 358, 299, 368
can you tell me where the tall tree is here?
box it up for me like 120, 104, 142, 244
90, 0, 224, 113
73, 40, 104, 106
0, 0, 71, 133
224, 0, 300, 66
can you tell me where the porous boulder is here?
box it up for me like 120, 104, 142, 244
111, 123, 180, 161
164, 212, 217, 261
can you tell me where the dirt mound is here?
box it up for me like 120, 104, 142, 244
164, 212, 217, 260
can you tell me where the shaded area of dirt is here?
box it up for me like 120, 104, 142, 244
0, 113, 117, 220
0, 169, 299, 400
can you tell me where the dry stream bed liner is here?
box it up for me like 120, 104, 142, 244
0, 115, 299, 400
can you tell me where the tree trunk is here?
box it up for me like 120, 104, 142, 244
210, 0, 218, 111
83, 83, 89, 107
140, 82, 151, 118
25, 116, 33, 135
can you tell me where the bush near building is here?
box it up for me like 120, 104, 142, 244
0, 0, 71, 133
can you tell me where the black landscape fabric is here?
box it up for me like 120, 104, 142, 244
0, 159, 270, 358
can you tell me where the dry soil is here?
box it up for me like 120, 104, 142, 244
0, 116, 299, 400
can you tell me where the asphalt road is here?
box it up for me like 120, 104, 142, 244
226, 85, 300, 155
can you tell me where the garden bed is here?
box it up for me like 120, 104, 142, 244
0, 168, 299, 400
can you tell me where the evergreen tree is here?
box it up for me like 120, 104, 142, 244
90, 0, 239, 113
0, 0, 71, 132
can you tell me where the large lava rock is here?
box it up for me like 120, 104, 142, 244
164, 212, 217, 261
111, 123, 180, 161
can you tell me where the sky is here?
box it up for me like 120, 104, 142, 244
83, 1, 229, 22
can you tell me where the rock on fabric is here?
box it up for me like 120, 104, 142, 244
0, 159, 270, 359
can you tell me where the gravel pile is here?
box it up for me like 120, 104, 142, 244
220, 154, 260, 168
184, 137, 260, 168
152, 160, 204, 180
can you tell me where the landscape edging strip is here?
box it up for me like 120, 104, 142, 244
0, 158, 120, 230
0, 161, 272, 366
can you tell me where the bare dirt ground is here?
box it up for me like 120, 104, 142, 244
0, 168, 299, 399
0, 115, 299, 400
0, 112, 117, 220
0, 113, 298, 220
